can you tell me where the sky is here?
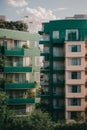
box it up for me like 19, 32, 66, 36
0, 0, 87, 33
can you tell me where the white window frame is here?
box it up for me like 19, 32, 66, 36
68, 45, 81, 52
66, 29, 78, 41
68, 85, 81, 93
68, 58, 81, 66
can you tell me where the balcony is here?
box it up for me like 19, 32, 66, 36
40, 66, 50, 73
38, 30, 44, 35
53, 56, 65, 61
52, 38, 65, 45
5, 82, 35, 90
7, 98, 36, 105
41, 91, 50, 98
40, 51, 50, 60
53, 69, 65, 74
53, 93, 65, 98
53, 80, 65, 86
40, 52, 49, 57
5, 48, 25, 56
53, 105, 65, 110
3, 66, 32, 73
39, 40, 50, 45
40, 80, 49, 86
41, 95, 50, 98
53, 78, 65, 82
4, 48, 38, 56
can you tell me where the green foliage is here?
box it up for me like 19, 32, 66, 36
26, 89, 36, 98
0, 92, 87, 130
28, 109, 53, 130
0, 92, 15, 130
22, 44, 29, 49
0, 58, 6, 67
0, 20, 28, 31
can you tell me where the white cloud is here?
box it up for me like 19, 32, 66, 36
58, 8, 67, 11
17, 7, 57, 33
6, 0, 28, 7
53, 7, 67, 12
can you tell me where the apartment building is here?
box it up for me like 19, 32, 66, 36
0, 29, 40, 114
39, 18, 87, 121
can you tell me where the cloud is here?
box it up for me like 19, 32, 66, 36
17, 7, 57, 33
6, 0, 28, 7
53, 7, 67, 12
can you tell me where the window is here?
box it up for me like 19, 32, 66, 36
66, 29, 78, 41
68, 45, 81, 52
14, 40, 19, 49
35, 56, 40, 66
53, 31, 59, 39
68, 58, 81, 66
68, 85, 81, 93
35, 41, 38, 47
34, 72, 40, 82
68, 98, 81, 106
68, 71, 81, 79
68, 111, 80, 119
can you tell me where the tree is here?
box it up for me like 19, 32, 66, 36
0, 92, 15, 130
28, 109, 53, 130
0, 20, 28, 31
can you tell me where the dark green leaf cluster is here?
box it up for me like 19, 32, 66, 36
0, 20, 28, 31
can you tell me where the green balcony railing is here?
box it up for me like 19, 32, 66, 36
52, 38, 65, 44
4, 48, 37, 56
53, 93, 65, 98
53, 105, 65, 110
5, 82, 35, 89
7, 98, 36, 105
5, 48, 25, 56
53, 81, 65, 86
40, 52, 49, 57
38, 30, 44, 35
3, 66, 32, 72
41, 95, 50, 98
53, 56, 65, 61
40, 69, 49, 73
41, 52, 49, 60
39, 40, 50, 44
53, 69, 65, 74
